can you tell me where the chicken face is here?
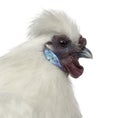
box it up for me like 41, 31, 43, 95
45, 34, 92, 78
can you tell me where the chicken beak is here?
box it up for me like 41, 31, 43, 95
79, 47, 93, 59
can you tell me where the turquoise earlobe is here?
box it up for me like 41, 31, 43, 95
44, 48, 62, 68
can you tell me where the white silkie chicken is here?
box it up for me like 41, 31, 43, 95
0, 10, 92, 118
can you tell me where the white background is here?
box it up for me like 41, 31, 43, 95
0, 0, 120, 118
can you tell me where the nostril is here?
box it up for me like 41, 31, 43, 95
78, 35, 87, 48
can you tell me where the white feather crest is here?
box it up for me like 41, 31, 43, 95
28, 10, 80, 40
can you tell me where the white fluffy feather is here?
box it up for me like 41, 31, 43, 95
0, 10, 82, 118
29, 10, 80, 41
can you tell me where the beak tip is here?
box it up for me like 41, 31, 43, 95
86, 53, 93, 59
90, 55, 93, 59
89, 53, 93, 59
79, 47, 93, 59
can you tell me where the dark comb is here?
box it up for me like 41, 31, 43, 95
78, 35, 87, 48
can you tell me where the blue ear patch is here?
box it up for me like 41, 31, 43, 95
44, 48, 62, 68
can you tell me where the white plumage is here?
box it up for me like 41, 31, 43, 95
0, 10, 92, 118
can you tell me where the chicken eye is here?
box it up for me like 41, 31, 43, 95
59, 39, 69, 48
52, 35, 71, 48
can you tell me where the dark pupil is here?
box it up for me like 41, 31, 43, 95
59, 40, 68, 47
